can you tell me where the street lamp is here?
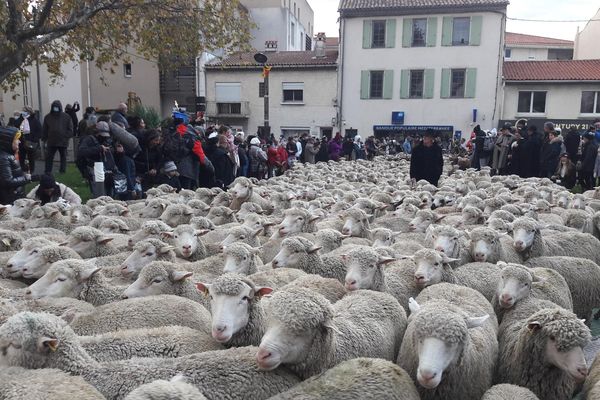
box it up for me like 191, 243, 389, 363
254, 52, 270, 139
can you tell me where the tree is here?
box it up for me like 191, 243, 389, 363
0, 0, 253, 89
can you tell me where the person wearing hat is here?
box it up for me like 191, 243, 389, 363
0, 127, 32, 205
563, 126, 581, 164
134, 129, 163, 192
77, 121, 118, 198
248, 137, 268, 180
26, 174, 81, 205
579, 130, 598, 191
158, 161, 181, 191
410, 129, 443, 186
42, 100, 73, 175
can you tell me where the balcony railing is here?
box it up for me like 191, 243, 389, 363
206, 101, 250, 118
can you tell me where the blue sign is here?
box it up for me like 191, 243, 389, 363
373, 125, 454, 133
392, 112, 405, 125
454, 131, 462, 141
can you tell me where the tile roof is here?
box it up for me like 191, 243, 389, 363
504, 60, 600, 81
206, 51, 338, 69
505, 32, 574, 47
339, 0, 509, 14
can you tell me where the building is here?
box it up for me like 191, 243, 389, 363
241, 0, 315, 51
204, 48, 337, 138
500, 59, 600, 131
504, 32, 573, 61
338, 0, 508, 141
575, 8, 600, 60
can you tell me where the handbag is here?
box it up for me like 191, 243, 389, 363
112, 170, 128, 195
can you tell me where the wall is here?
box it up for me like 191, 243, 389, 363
575, 8, 600, 60
340, 11, 505, 139
506, 47, 549, 61
205, 67, 337, 136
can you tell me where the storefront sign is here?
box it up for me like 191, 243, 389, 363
391, 112, 405, 125
499, 119, 596, 133
374, 125, 454, 133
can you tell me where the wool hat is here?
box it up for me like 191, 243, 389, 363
208, 132, 218, 140
40, 174, 56, 190
250, 137, 261, 145
96, 121, 111, 137
583, 131, 595, 140
163, 161, 177, 173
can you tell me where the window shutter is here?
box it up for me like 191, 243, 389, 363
400, 70, 410, 99
424, 69, 435, 99
441, 68, 451, 98
363, 20, 372, 49
402, 18, 413, 47
465, 68, 477, 98
361, 71, 370, 99
383, 70, 394, 99
385, 19, 397, 48
441, 17, 453, 46
470, 16, 483, 46
426, 17, 438, 47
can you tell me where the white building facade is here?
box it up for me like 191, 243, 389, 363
205, 50, 337, 138
504, 32, 573, 62
338, 0, 508, 140
575, 8, 600, 60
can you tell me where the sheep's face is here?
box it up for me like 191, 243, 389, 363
279, 213, 309, 237
416, 337, 460, 389
26, 262, 97, 299
544, 340, 588, 382
470, 235, 497, 263
512, 226, 536, 252
206, 207, 233, 226
556, 194, 570, 208
432, 232, 459, 255
69, 207, 91, 224
5, 249, 31, 278
496, 268, 533, 308
99, 204, 129, 217
462, 208, 482, 226
431, 195, 446, 209
99, 220, 127, 234
223, 248, 255, 275
121, 244, 161, 278
230, 181, 252, 200
160, 206, 192, 228
409, 212, 435, 233
571, 197, 586, 210
257, 321, 314, 371
341, 215, 367, 237
170, 230, 200, 259
21, 251, 52, 279
27, 207, 48, 228
10, 199, 38, 218
344, 254, 381, 290
486, 219, 511, 235
122, 267, 190, 299
210, 193, 233, 208
272, 242, 310, 269
394, 203, 418, 218
221, 228, 257, 249
128, 226, 165, 249
413, 254, 445, 288
187, 201, 210, 217
241, 215, 265, 233
139, 200, 167, 219
372, 231, 394, 248
68, 234, 110, 259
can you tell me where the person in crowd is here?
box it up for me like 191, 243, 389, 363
0, 128, 31, 205
304, 137, 319, 164
111, 103, 129, 129
65, 102, 80, 136
203, 132, 234, 189
473, 125, 489, 170
579, 131, 598, 191
134, 129, 162, 193
508, 129, 525, 177
364, 136, 377, 161
158, 161, 181, 191
563, 127, 581, 164
342, 137, 354, 161
491, 123, 513, 175
594, 119, 600, 144
76, 122, 117, 198
42, 100, 73, 175
328, 133, 343, 162
267, 139, 282, 177
15, 107, 42, 174
78, 107, 97, 138
164, 112, 205, 190
410, 130, 443, 186
286, 137, 298, 167
403, 137, 412, 155
316, 137, 330, 163
248, 137, 268, 180
595, 145, 600, 187
540, 129, 563, 179
523, 125, 543, 178
276, 139, 288, 173
552, 153, 577, 190
218, 126, 239, 175
235, 132, 248, 177
27, 174, 81, 205
128, 116, 146, 142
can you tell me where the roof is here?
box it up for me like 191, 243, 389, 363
504, 60, 600, 82
326, 37, 339, 49
206, 50, 338, 69
505, 32, 574, 48
339, 0, 509, 16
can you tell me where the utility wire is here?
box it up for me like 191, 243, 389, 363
507, 16, 600, 23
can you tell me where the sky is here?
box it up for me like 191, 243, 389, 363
307, 0, 600, 41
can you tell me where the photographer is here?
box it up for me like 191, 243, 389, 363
77, 121, 118, 198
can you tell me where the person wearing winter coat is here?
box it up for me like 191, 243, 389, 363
65, 102, 80, 136
328, 134, 343, 162
563, 127, 581, 164
580, 131, 598, 191
342, 137, 354, 161
522, 125, 543, 178
304, 138, 319, 164
27, 174, 81, 205
166, 114, 206, 191
508, 130, 526, 177
409, 130, 443, 186
0, 128, 31, 204
15, 107, 42, 174
111, 103, 129, 129
539, 130, 564, 178
204, 133, 235, 189
77, 122, 118, 198
248, 137, 268, 180
134, 129, 163, 192
491, 124, 513, 175
552, 153, 577, 190
473, 125, 489, 169
403, 137, 412, 155
235, 134, 248, 177
78, 107, 97, 138
316, 138, 330, 163
42, 100, 73, 175
594, 146, 600, 187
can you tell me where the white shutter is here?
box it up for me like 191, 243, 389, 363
215, 83, 241, 102
282, 82, 304, 90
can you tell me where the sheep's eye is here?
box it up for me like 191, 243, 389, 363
295, 250, 301, 254
152, 206, 157, 209
434, 262, 440, 266
31, 250, 38, 254
523, 282, 529, 287
152, 279, 162, 284
549, 335, 556, 341
297, 217, 304, 221
145, 252, 154, 257
174, 235, 178, 239
243, 256, 248, 261
242, 296, 250, 302
56, 277, 66, 282
209, 295, 213, 300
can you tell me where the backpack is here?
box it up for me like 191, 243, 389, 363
483, 136, 495, 152
162, 126, 188, 161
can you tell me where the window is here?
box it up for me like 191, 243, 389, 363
371, 20, 386, 48
409, 70, 424, 98
412, 19, 427, 47
505, 48, 512, 59
259, 82, 265, 98
548, 48, 574, 60
450, 69, 466, 98
369, 71, 384, 99
291, 22, 295, 46
518, 91, 547, 114
124, 63, 132, 78
581, 91, 600, 114
217, 103, 241, 115
452, 17, 470, 45
283, 82, 304, 103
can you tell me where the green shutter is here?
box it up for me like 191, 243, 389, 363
361, 71, 370, 99
385, 19, 396, 48
441, 68, 451, 98
424, 69, 435, 99
400, 69, 410, 99
470, 16, 483, 46
465, 68, 477, 98
426, 17, 437, 47
402, 18, 413, 47
363, 20, 372, 49
383, 70, 394, 99
441, 17, 453, 46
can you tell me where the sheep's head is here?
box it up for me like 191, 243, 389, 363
160, 204, 193, 228
95, 203, 129, 217
512, 218, 540, 253
98, 218, 129, 234
315, 229, 348, 253
409, 210, 441, 233
220, 226, 262, 249
121, 239, 174, 278
495, 263, 544, 309
66, 227, 113, 259
370, 228, 396, 248
187, 200, 211, 216
206, 206, 235, 226
272, 237, 320, 269
0, 230, 22, 252
410, 249, 457, 288
430, 225, 461, 255
210, 192, 233, 208
162, 225, 207, 259
128, 221, 172, 249
570, 195, 586, 210
343, 248, 395, 291
68, 205, 92, 224
341, 208, 370, 237
468, 227, 503, 263
138, 199, 169, 218
223, 243, 261, 275
278, 208, 319, 237
25, 260, 99, 299
122, 262, 192, 299
229, 178, 253, 200
22, 246, 80, 279
10, 199, 40, 218
196, 274, 272, 344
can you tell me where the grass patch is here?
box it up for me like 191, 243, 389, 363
26, 163, 91, 203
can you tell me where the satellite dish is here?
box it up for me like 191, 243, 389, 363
254, 53, 268, 64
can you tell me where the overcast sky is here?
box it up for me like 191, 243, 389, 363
307, 0, 600, 41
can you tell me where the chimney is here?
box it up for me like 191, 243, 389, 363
315, 33, 326, 58
265, 40, 278, 52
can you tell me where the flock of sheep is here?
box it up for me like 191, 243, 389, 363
1, 155, 600, 399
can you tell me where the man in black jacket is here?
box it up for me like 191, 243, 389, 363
42, 100, 73, 174
410, 130, 443, 186
563, 127, 581, 164
0, 128, 32, 204
580, 131, 598, 191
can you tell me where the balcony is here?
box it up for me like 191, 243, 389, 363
206, 101, 250, 118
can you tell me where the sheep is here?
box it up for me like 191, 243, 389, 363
229, 177, 275, 215
246, 268, 308, 290
160, 203, 194, 227
562, 208, 595, 234
468, 227, 522, 264
206, 206, 237, 226
481, 384, 540, 400
63, 295, 212, 335
94, 202, 130, 217
163, 224, 208, 261
0, 367, 105, 400
276, 207, 320, 237
397, 288, 498, 400
189, 216, 217, 232
0, 297, 95, 325
269, 358, 420, 400
25, 259, 124, 306
223, 243, 263, 275
80, 326, 223, 362
279, 274, 346, 304
121, 239, 176, 279
68, 204, 94, 225
0, 229, 24, 252
128, 220, 173, 248
8, 198, 40, 219
66, 226, 122, 259
25, 204, 73, 232
340, 207, 371, 238
489, 209, 516, 222
20, 245, 82, 279
409, 210, 442, 233
486, 217, 513, 234
257, 287, 407, 380
271, 237, 347, 282
512, 217, 600, 264
584, 355, 600, 399
195, 187, 217, 204
496, 307, 590, 399
313, 228, 348, 254
124, 375, 208, 400
428, 225, 471, 265
0, 312, 300, 400
237, 201, 265, 219
4, 237, 55, 278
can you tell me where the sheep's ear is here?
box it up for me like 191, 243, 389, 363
308, 215, 320, 223
183, 210, 193, 216
307, 245, 322, 254
172, 271, 193, 282
340, 254, 349, 262
161, 231, 174, 239
255, 287, 274, 298
338, 214, 345, 220
225, 209, 234, 216
59, 241, 69, 247
527, 321, 542, 333
531, 273, 546, 284
377, 257, 396, 266
97, 236, 113, 245
195, 282, 211, 296
120, 210, 130, 217
398, 255, 414, 261
434, 215, 445, 222
33, 201, 41, 207
323, 321, 343, 336
252, 228, 263, 238
37, 337, 59, 353
1, 238, 11, 247
441, 254, 460, 264
49, 210, 61, 217
159, 245, 175, 254
465, 315, 489, 329
408, 298, 421, 314
195, 230, 210, 237
60, 309, 77, 324
79, 264, 101, 282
